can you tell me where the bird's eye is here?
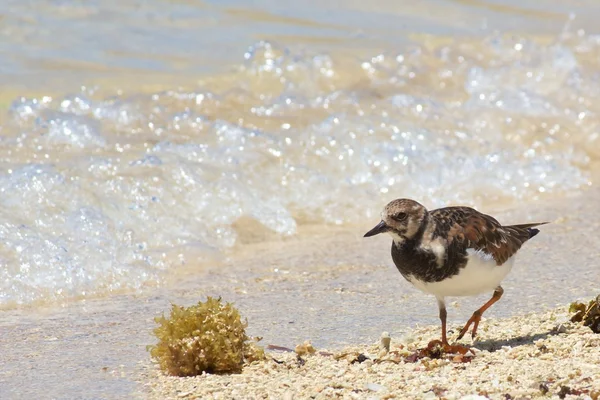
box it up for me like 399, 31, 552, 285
392, 212, 407, 222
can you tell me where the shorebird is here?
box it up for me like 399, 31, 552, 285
364, 198, 547, 348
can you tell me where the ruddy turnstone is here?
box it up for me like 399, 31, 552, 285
364, 198, 547, 347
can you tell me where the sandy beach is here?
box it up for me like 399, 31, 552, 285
1, 188, 599, 399
140, 306, 600, 399
1, 187, 600, 399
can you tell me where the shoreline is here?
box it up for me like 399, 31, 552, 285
1, 189, 599, 399
140, 303, 600, 399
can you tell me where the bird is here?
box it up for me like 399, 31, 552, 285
364, 198, 548, 349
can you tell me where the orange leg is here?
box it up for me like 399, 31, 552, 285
429, 298, 471, 355
457, 286, 504, 340
437, 298, 449, 346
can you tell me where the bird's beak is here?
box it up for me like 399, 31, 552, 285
364, 220, 388, 237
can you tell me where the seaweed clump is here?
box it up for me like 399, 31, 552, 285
148, 297, 265, 376
569, 295, 600, 333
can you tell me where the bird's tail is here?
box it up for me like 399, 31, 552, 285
506, 222, 549, 239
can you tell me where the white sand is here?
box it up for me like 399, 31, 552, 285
140, 305, 600, 400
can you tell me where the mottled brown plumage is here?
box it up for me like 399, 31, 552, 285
430, 207, 548, 265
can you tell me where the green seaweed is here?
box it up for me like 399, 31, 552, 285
148, 297, 265, 376
569, 295, 600, 334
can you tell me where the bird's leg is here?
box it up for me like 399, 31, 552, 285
437, 297, 449, 346
457, 286, 504, 340
426, 297, 471, 355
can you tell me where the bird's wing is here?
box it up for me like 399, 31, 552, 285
430, 207, 548, 265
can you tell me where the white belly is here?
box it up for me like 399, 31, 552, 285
408, 249, 514, 297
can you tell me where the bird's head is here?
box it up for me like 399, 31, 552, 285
364, 198, 428, 243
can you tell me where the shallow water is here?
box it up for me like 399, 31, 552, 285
2, 0, 600, 307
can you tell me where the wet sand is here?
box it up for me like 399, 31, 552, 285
1, 189, 599, 398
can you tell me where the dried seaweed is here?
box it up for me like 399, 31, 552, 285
558, 385, 587, 399
350, 353, 369, 364
429, 385, 447, 397
148, 297, 265, 376
295, 340, 316, 356
569, 295, 600, 333
266, 344, 294, 352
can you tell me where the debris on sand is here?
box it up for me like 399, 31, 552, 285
570, 295, 600, 333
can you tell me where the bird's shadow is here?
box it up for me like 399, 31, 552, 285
451, 329, 560, 352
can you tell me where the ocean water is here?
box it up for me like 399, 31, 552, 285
1, 0, 599, 308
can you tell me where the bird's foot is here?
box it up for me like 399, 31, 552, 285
404, 340, 474, 363
425, 340, 473, 356
457, 313, 482, 340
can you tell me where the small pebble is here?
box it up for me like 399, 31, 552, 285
365, 382, 386, 392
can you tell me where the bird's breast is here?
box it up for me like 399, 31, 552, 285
391, 241, 453, 282
406, 249, 514, 298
